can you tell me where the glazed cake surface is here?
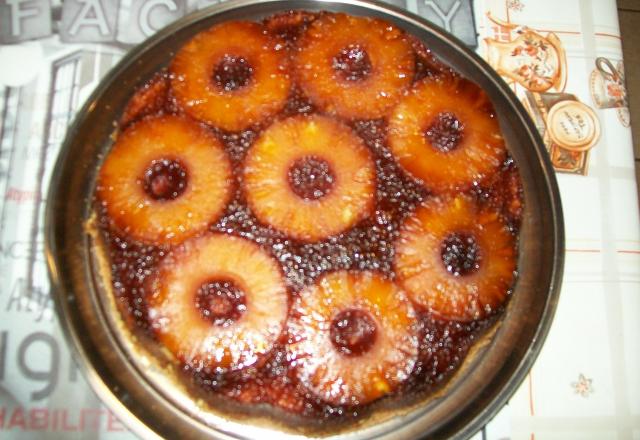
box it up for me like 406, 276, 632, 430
94, 10, 523, 425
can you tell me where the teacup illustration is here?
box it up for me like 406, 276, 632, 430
590, 57, 627, 109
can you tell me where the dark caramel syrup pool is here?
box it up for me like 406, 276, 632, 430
96, 12, 523, 422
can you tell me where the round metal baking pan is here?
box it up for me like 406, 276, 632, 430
46, 0, 565, 438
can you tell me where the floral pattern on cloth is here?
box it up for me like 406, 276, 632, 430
571, 374, 594, 398
507, 0, 525, 12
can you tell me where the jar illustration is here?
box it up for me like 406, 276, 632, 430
521, 91, 600, 175
546, 100, 600, 152
484, 13, 567, 93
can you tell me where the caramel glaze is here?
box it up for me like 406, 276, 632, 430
97, 11, 522, 422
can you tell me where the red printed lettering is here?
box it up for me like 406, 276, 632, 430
106, 411, 125, 432
79, 408, 102, 431
29, 408, 48, 430
0, 406, 129, 432
7, 407, 26, 430
61, 410, 78, 431
4, 187, 40, 203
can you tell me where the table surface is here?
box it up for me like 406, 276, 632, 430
618, 0, 640, 208
0, 0, 638, 439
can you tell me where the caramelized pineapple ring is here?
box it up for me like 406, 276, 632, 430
120, 72, 168, 127
294, 13, 415, 119
148, 234, 288, 373
171, 21, 291, 131
395, 196, 517, 321
287, 271, 418, 406
97, 115, 232, 245
244, 115, 375, 242
388, 77, 507, 193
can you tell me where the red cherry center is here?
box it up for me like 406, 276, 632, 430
195, 279, 247, 327
142, 158, 188, 201
287, 156, 336, 200
332, 44, 372, 82
440, 232, 481, 277
425, 112, 465, 153
213, 55, 253, 91
330, 309, 378, 356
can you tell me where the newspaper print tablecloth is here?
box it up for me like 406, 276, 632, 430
0, 0, 638, 438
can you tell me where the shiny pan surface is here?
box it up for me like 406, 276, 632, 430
45, 0, 565, 438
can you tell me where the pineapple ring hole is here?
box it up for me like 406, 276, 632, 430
330, 309, 378, 357
195, 278, 247, 327
287, 155, 336, 200
142, 158, 189, 201
213, 55, 254, 92
332, 44, 372, 82
425, 111, 465, 153
440, 232, 482, 277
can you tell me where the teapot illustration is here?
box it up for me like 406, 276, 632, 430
484, 13, 567, 93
